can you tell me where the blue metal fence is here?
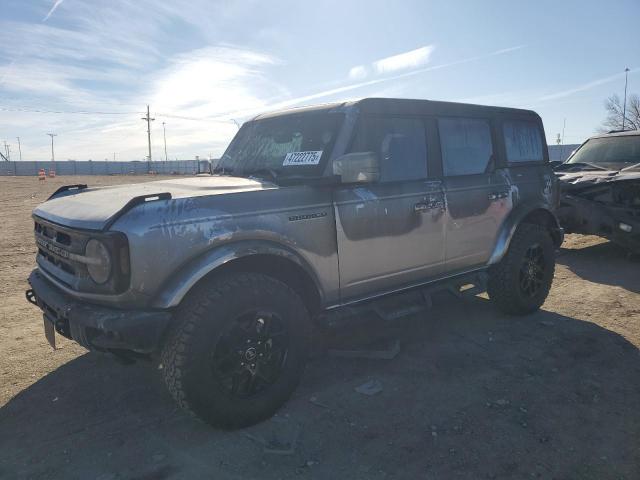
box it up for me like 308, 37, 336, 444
0, 147, 580, 175
0, 160, 205, 176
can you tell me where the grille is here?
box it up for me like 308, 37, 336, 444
34, 217, 90, 289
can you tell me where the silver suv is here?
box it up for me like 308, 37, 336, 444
26, 98, 563, 428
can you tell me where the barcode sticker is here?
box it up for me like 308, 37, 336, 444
283, 151, 323, 166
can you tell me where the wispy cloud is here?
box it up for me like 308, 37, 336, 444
348, 65, 368, 81
0, 0, 529, 162
225, 44, 527, 119
373, 46, 435, 74
147, 45, 285, 151
348, 45, 435, 80
42, 0, 65, 22
537, 68, 639, 102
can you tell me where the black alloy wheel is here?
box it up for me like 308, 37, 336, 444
519, 243, 546, 298
211, 311, 289, 398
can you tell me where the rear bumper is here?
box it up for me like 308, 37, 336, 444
27, 269, 172, 354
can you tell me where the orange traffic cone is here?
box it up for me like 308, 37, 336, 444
38, 169, 46, 181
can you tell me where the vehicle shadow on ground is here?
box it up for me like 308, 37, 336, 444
1, 295, 639, 479
557, 241, 640, 293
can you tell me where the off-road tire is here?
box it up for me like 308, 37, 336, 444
160, 272, 311, 429
487, 223, 555, 315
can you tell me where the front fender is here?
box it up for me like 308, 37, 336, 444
488, 202, 563, 265
151, 240, 323, 309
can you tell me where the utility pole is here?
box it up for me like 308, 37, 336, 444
16, 137, 22, 161
47, 133, 57, 162
3, 141, 9, 161
560, 119, 566, 161
141, 105, 155, 162
162, 121, 168, 161
622, 67, 630, 131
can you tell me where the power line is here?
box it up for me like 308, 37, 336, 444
0, 106, 142, 115
0, 105, 240, 125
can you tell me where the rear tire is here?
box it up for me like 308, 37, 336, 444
160, 272, 311, 429
488, 223, 555, 315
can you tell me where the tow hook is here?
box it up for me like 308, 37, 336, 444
25, 289, 38, 306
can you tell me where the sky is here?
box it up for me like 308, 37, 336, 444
0, 0, 638, 161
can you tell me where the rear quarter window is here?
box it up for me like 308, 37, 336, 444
503, 120, 544, 163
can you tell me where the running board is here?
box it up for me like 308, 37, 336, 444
318, 271, 488, 329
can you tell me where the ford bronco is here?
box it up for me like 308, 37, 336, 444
26, 98, 563, 428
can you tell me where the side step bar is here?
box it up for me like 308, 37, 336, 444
318, 271, 488, 328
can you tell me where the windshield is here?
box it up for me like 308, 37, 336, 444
215, 112, 344, 181
568, 135, 640, 169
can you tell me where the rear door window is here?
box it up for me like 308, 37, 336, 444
503, 120, 544, 163
351, 116, 428, 182
438, 117, 493, 176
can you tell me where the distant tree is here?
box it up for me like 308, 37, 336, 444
600, 93, 640, 132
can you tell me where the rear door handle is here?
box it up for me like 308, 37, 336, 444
414, 202, 430, 213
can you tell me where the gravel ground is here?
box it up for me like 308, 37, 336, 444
0, 175, 639, 479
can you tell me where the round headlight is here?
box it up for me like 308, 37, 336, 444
85, 239, 112, 284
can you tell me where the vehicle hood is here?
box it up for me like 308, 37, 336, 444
33, 176, 277, 231
556, 169, 640, 192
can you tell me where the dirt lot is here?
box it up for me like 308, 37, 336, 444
1, 175, 639, 479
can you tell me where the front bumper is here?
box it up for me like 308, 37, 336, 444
557, 195, 640, 251
27, 269, 172, 354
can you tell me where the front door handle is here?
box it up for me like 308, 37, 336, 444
488, 191, 509, 201
414, 198, 445, 213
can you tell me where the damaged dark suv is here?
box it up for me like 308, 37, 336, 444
555, 130, 640, 252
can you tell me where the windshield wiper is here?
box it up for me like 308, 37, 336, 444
275, 175, 340, 186
558, 162, 609, 172
212, 166, 235, 175
245, 168, 279, 183
621, 162, 640, 171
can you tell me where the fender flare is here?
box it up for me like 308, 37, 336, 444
151, 239, 324, 309
488, 202, 564, 265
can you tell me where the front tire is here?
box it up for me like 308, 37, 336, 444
488, 223, 555, 315
160, 272, 311, 429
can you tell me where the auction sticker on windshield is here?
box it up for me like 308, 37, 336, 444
283, 151, 323, 166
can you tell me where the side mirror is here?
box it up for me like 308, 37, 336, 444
332, 152, 380, 184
